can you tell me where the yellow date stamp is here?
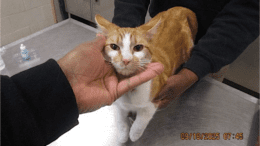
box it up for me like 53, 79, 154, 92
180, 133, 243, 140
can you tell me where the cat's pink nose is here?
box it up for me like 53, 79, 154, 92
122, 59, 130, 65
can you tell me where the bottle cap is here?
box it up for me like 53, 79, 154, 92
20, 44, 26, 50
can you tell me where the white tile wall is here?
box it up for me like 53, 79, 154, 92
2, 0, 25, 17
1, 0, 56, 46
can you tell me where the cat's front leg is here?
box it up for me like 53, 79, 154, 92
129, 105, 157, 142
114, 104, 130, 143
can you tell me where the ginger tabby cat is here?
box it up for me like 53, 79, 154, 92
95, 7, 197, 143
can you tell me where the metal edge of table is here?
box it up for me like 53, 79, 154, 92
203, 76, 258, 104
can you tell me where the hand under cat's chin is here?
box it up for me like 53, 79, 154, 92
116, 68, 145, 79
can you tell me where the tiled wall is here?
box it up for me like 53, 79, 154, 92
1, 0, 56, 46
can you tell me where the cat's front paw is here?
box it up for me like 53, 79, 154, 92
129, 128, 144, 142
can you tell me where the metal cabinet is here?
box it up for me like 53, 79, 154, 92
65, 0, 92, 21
91, 0, 114, 22
65, 0, 114, 22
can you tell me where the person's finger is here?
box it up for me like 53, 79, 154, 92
157, 99, 171, 109
152, 86, 168, 102
117, 62, 164, 97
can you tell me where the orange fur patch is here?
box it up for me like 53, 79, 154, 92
95, 7, 198, 106
137, 7, 198, 104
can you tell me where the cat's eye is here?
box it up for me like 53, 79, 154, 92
110, 44, 120, 50
133, 45, 144, 52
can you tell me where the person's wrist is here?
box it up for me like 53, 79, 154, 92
179, 68, 198, 83
169, 68, 198, 95
57, 58, 74, 87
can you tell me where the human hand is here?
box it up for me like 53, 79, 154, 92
58, 36, 164, 113
152, 68, 198, 109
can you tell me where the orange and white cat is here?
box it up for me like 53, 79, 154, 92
95, 7, 197, 143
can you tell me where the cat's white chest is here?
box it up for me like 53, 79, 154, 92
115, 80, 153, 110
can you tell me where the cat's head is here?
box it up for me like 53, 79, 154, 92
95, 15, 161, 76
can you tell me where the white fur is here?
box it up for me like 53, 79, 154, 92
121, 33, 133, 61
113, 80, 157, 143
134, 51, 145, 58
105, 33, 155, 143
108, 50, 118, 58
108, 51, 123, 70
115, 80, 153, 110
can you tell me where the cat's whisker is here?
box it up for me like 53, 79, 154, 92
139, 63, 149, 67
140, 63, 150, 65
138, 66, 146, 72
140, 60, 151, 66
140, 61, 150, 64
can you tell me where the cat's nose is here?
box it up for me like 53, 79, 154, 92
122, 59, 130, 65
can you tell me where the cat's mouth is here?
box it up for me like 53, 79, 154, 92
115, 64, 138, 76
117, 68, 138, 76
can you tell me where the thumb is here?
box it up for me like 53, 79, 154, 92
117, 62, 164, 97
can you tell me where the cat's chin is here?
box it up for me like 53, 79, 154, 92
117, 69, 140, 77
117, 70, 136, 76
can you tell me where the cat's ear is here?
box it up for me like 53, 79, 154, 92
95, 14, 110, 35
146, 17, 161, 39
95, 14, 118, 36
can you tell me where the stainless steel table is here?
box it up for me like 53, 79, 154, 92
1, 19, 258, 146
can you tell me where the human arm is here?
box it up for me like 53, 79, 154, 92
153, 0, 258, 108
1, 60, 79, 146
184, 0, 259, 79
112, 0, 150, 27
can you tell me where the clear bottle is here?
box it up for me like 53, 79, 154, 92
20, 44, 31, 61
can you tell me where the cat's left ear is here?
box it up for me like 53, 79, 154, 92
146, 17, 162, 39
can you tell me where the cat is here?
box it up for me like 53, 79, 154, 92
95, 7, 197, 143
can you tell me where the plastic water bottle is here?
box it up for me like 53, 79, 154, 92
20, 44, 30, 61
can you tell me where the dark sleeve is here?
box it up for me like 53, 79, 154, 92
112, 0, 150, 27
183, 0, 259, 79
1, 59, 79, 146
